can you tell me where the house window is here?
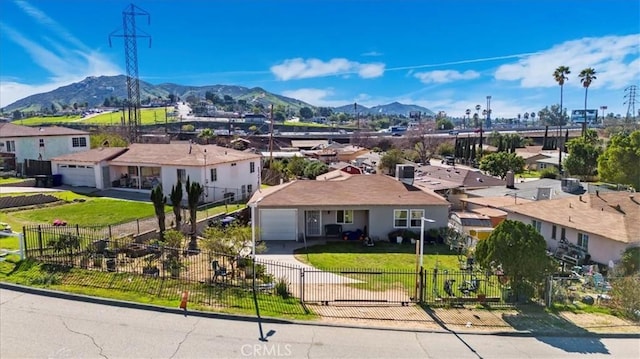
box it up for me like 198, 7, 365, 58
210, 168, 217, 182
177, 169, 186, 182
531, 220, 541, 233
410, 209, 425, 227
6, 141, 15, 152
247, 184, 253, 195
250, 161, 255, 173
337, 210, 353, 224
561, 227, 566, 241
39, 139, 45, 148
551, 225, 557, 240
241, 185, 246, 198
394, 209, 408, 228
578, 233, 589, 250
72, 137, 87, 147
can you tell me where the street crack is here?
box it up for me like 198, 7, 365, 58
169, 318, 200, 359
61, 320, 108, 359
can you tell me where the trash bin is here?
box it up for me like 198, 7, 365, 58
34, 175, 47, 187
52, 174, 63, 186
45, 175, 54, 188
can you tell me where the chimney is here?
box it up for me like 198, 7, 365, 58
506, 170, 515, 189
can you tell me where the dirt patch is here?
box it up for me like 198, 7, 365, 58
559, 312, 640, 334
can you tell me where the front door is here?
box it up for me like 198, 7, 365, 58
306, 210, 321, 237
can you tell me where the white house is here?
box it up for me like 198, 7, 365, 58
0, 122, 90, 173
502, 191, 640, 266
51, 147, 129, 188
106, 143, 261, 203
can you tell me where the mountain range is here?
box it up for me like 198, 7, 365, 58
1, 75, 434, 117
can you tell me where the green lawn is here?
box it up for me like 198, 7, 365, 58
82, 107, 177, 125
8, 197, 159, 227
12, 114, 83, 126
294, 241, 460, 271
0, 178, 26, 185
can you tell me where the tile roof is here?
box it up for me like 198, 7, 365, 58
51, 147, 128, 163
109, 143, 260, 167
0, 122, 89, 137
503, 191, 640, 244
252, 174, 450, 207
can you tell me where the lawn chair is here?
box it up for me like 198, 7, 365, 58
211, 260, 228, 283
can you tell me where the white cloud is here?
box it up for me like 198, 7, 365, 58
281, 88, 334, 107
270, 58, 385, 80
414, 70, 480, 84
494, 34, 639, 89
0, 1, 121, 108
361, 51, 383, 57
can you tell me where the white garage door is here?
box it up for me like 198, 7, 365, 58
58, 165, 96, 187
260, 209, 297, 241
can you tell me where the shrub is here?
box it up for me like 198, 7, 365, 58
540, 167, 559, 179
275, 277, 291, 299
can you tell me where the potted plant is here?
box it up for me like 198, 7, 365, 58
142, 255, 159, 276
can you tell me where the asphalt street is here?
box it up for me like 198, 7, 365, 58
1, 288, 639, 359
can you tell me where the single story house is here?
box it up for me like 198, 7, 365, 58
248, 174, 450, 241
52, 143, 261, 203
502, 191, 640, 266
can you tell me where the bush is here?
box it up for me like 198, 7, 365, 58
610, 276, 640, 321
275, 277, 291, 299
540, 167, 559, 179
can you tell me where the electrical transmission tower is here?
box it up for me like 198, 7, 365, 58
109, 4, 151, 143
624, 85, 638, 120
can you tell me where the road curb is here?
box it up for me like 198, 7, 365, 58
1, 282, 638, 338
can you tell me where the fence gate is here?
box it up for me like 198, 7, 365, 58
301, 268, 418, 305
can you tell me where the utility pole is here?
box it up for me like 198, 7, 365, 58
269, 104, 274, 165
624, 85, 637, 121
109, 4, 151, 144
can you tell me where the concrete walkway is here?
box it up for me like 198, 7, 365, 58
257, 240, 363, 285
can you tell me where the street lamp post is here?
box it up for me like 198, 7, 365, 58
250, 197, 265, 341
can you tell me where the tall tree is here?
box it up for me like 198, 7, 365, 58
475, 220, 554, 302
597, 130, 640, 191
578, 67, 597, 137
380, 148, 405, 175
478, 151, 525, 179
553, 66, 571, 173
185, 177, 204, 251
170, 181, 183, 230
563, 129, 603, 178
198, 128, 215, 144
150, 184, 167, 242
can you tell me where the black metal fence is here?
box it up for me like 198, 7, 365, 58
21, 224, 531, 314
21, 231, 307, 316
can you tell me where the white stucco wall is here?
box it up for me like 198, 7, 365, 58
11, 134, 90, 163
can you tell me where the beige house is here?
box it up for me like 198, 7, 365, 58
249, 174, 450, 241
502, 191, 640, 266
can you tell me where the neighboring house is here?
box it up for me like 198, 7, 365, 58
52, 143, 260, 203
0, 122, 90, 173
51, 147, 129, 188
502, 191, 640, 266
249, 174, 450, 241
459, 196, 534, 227
535, 155, 561, 171
412, 165, 506, 210
328, 162, 362, 175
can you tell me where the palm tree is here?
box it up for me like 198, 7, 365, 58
150, 184, 167, 242
198, 128, 216, 144
553, 65, 571, 173
185, 177, 204, 251
465, 109, 471, 128
579, 67, 597, 137
530, 112, 536, 126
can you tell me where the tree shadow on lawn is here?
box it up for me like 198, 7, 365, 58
502, 304, 610, 355
294, 241, 456, 255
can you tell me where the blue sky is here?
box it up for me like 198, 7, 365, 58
1, 0, 638, 119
